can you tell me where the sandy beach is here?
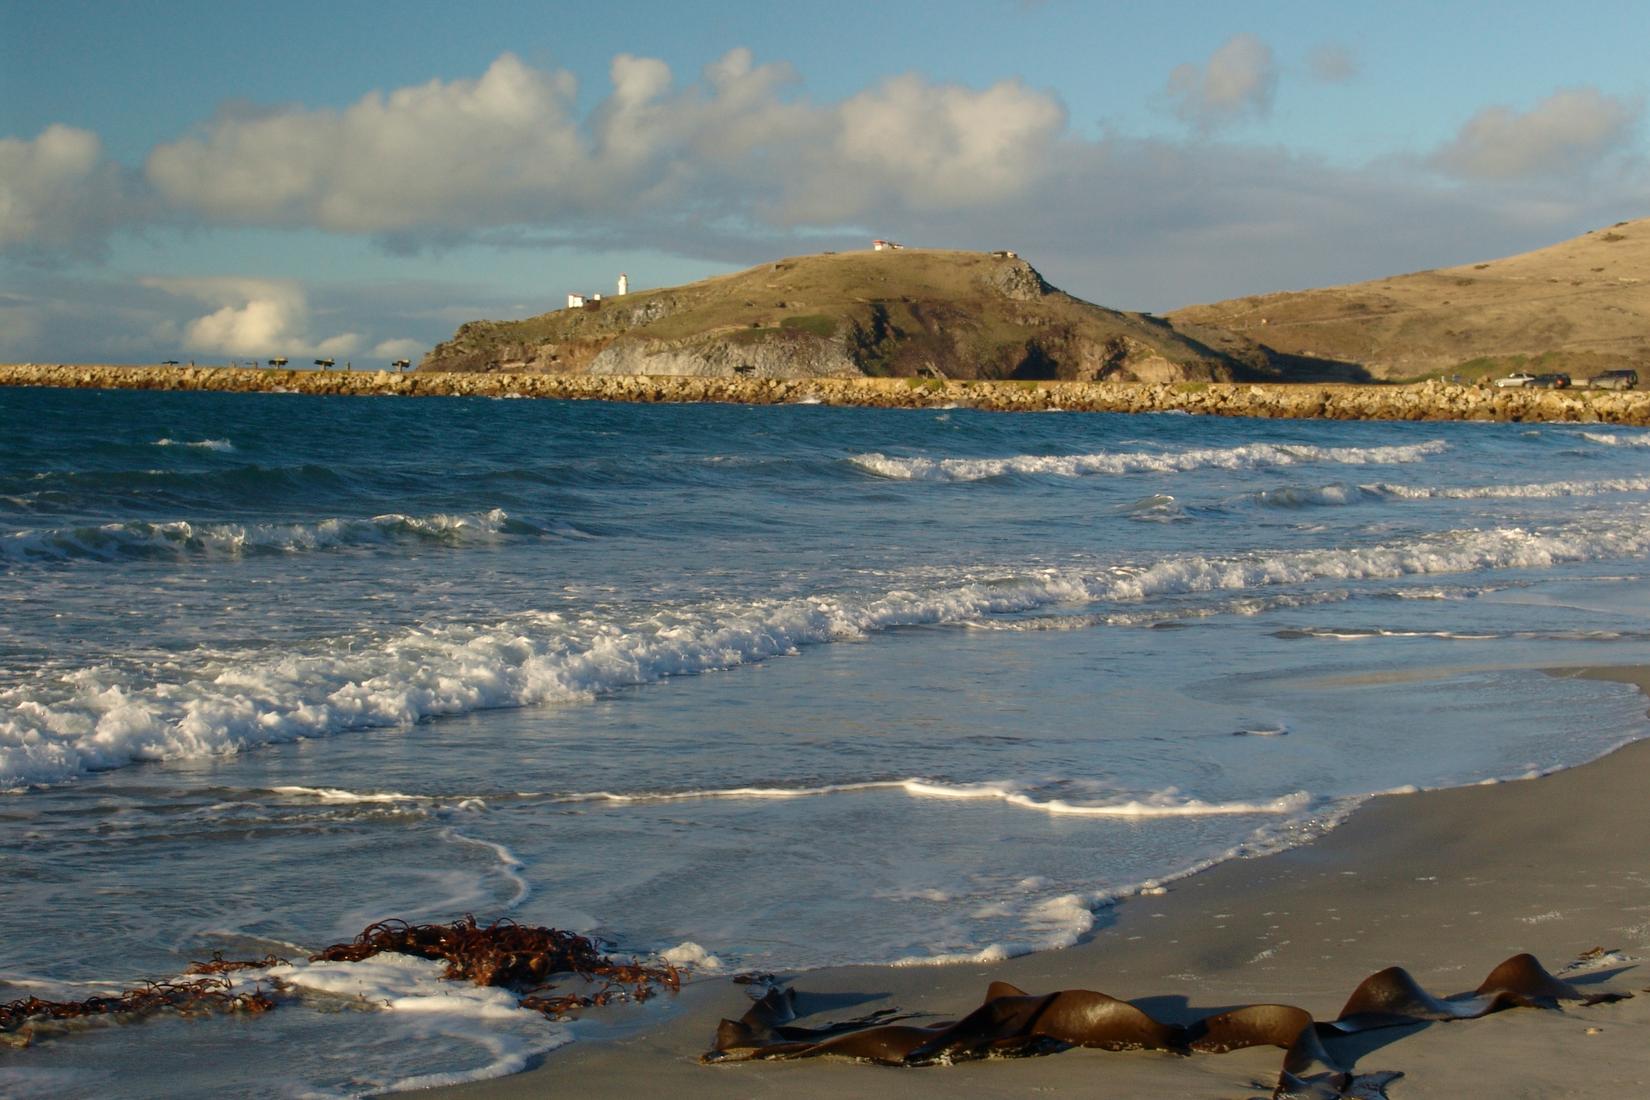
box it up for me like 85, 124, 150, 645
422, 666, 1650, 1099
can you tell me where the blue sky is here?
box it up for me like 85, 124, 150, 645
3, 0, 1646, 363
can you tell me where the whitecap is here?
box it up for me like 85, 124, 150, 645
851, 439, 1447, 482
8, 512, 1650, 789
153, 438, 235, 452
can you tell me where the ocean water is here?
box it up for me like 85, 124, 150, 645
4, 386, 1650, 1096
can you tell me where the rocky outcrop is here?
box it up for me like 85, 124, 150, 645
979, 257, 1052, 302
585, 332, 857, 378
6, 364, 1650, 425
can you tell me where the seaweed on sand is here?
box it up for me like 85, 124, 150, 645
704, 952, 1631, 1099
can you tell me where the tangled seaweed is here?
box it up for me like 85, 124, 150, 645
310, 916, 680, 1013
704, 952, 1630, 1099
1, 916, 680, 1045
0, 977, 276, 1047
185, 951, 291, 976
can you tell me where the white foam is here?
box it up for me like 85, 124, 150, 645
659, 941, 723, 971
249, 954, 570, 1090
1373, 476, 1650, 501
441, 829, 531, 909
1255, 475, 1650, 509
560, 778, 1310, 818
270, 785, 428, 803
891, 893, 1098, 966
154, 437, 234, 451
8, 513, 1650, 790
897, 780, 1312, 817
1582, 431, 1650, 447
0, 508, 520, 563
851, 439, 1447, 482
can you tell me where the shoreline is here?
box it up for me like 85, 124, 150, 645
6, 363, 1650, 424
423, 665, 1650, 1098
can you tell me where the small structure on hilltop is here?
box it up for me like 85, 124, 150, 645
873, 239, 905, 251
566, 292, 604, 310
617, 273, 629, 296
268, 357, 288, 367
392, 359, 411, 371
990, 249, 1018, 259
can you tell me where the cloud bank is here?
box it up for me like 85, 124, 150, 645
3, 46, 1643, 271
138, 50, 1065, 238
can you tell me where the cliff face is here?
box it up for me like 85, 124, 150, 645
421, 249, 1264, 383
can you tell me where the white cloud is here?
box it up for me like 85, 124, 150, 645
140, 50, 1064, 239
1430, 87, 1642, 180
1166, 34, 1277, 131
0, 125, 137, 259
145, 54, 586, 233
782, 74, 1065, 222
141, 277, 365, 359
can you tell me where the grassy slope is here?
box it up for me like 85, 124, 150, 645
424, 249, 1254, 380
1168, 217, 1650, 382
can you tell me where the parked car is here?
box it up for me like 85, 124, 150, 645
1493, 372, 1536, 388
1528, 373, 1571, 389
1589, 369, 1638, 390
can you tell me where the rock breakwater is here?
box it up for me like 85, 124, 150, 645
4, 364, 1650, 425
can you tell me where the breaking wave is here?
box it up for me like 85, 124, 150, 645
558, 779, 1311, 817
1581, 431, 1650, 447
850, 440, 1447, 482
7, 513, 1649, 789
1, 508, 534, 563
153, 438, 235, 452
1254, 476, 1650, 508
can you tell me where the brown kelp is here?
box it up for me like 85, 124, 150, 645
0, 977, 276, 1047
1, 915, 680, 1045
703, 952, 1630, 1099
310, 916, 680, 1012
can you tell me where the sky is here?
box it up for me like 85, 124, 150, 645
2, 0, 1647, 365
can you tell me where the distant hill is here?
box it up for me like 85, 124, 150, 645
420, 248, 1266, 383
1169, 217, 1650, 381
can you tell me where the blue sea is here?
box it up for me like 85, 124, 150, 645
4, 386, 1650, 1096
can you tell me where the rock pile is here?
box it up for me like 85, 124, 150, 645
4, 364, 1648, 425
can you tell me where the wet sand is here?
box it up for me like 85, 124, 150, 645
420, 666, 1650, 1098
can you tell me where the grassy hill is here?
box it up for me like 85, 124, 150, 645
1169, 217, 1650, 382
421, 248, 1264, 382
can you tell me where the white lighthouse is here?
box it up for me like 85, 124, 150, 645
617, 273, 629, 296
